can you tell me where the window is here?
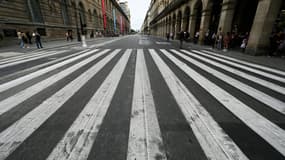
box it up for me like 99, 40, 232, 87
27, 0, 44, 23
61, 0, 70, 25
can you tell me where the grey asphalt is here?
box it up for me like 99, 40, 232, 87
0, 35, 284, 160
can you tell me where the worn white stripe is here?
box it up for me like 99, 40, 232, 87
179, 50, 285, 95
0, 49, 97, 93
158, 49, 285, 156
201, 50, 285, 76
0, 50, 57, 64
191, 50, 285, 83
0, 49, 110, 116
47, 49, 131, 160
0, 50, 68, 69
0, 49, 120, 160
151, 49, 249, 160
170, 49, 285, 115
127, 50, 166, 160
0, 49, 92, 83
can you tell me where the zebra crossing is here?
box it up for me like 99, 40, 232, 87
0, 48, 284, 160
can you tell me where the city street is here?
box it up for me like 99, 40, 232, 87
0, 35, 285, 160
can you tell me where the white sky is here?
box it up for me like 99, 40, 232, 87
125, 0, 151, 30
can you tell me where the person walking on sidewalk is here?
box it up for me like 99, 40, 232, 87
17, 32, 24, 48
33, 31, 43, 49
179, 31, 185, 49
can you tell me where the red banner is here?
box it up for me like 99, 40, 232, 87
101, 0, 107, 29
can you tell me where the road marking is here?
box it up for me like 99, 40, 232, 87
127, 49, 166, 160
139, 40, 152, 45
88, 36, 128, 48
159, 49, 285, 156
179, 50, 285, 95
0, 49, 110, 116
192, 50, 285, 83
0, 52, 25, 58
0, 49, 92, 83
155, 42, 170, 45
0, 50, 68, 69
170, 49, 285, 115
201, 50, 285, 76
46, 49, 131, 160
0, 50, 57, 64
0, 49, 96, 93
0, 49, 121, 160
151, 49, 249, 160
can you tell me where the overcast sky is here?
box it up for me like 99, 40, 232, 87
126, 0, 151, 30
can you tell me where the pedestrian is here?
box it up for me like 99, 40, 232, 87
223, 32, 231, 51
170, 32, 174, 40
240, 38, 247, 52
211, 32, 216, 49
21, 32, 29, 48
166, 32, 170, 41
17, 31, 24, 48
26, 32, 32, 44
194, 31, 199, 44
65, 32, 70, 41
179, 30, 184, 49
34, 31, 43, 49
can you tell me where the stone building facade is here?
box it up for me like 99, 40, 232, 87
142, 0, 285, 55
0, 0, 130, 45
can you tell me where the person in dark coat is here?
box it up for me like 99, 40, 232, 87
33, 32, 43, 49
179, 31, 185, 49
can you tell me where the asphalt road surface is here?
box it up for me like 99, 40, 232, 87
0, 35, 285, 160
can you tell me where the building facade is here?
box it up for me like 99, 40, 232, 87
143, 0, 285, 55
0, 0, 130, 45
119, 1, 130, 21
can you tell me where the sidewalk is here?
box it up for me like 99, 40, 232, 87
0, 37, 115, 53
152, 36, 285, 72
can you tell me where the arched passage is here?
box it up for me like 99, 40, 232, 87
209, 0, 222, 33
232, 0, 258, 34
61, 0, 70, 25
194, 0, 202, 38
78, 2, 87, 34
172, 13, 176, 37
177, 11, 182, 32
183, 7, 190, 32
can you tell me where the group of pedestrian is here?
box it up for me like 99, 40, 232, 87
17, 31, 43, 49
208, 28, 250, 52
269, 30, 285, 57
65, 31, 73, 41
166, 32, 174, 41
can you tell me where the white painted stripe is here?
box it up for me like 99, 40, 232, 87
201, 50, 285, 76
0, 49, 121, 160
0, 49, 110, 116
158, 49, 285, 156
191, 50, 285, 83
46, 49, 131, 160
170, 49, 285, 115
0, 49, 92, 83
0, 49, 97, 93
89, 36, 128, 48
127, 50, 166, 160
179, 50, 285, 95
150, 49, 249, 160
0, 50, 68, 69
0, 50, 57, 64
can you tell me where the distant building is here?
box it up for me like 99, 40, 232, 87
0, 0, 130, 46
119, 1, 131, 22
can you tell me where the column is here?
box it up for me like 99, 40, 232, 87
218, 0, 236, 34
246, 0, 282, 55
198, 9, 211, 44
